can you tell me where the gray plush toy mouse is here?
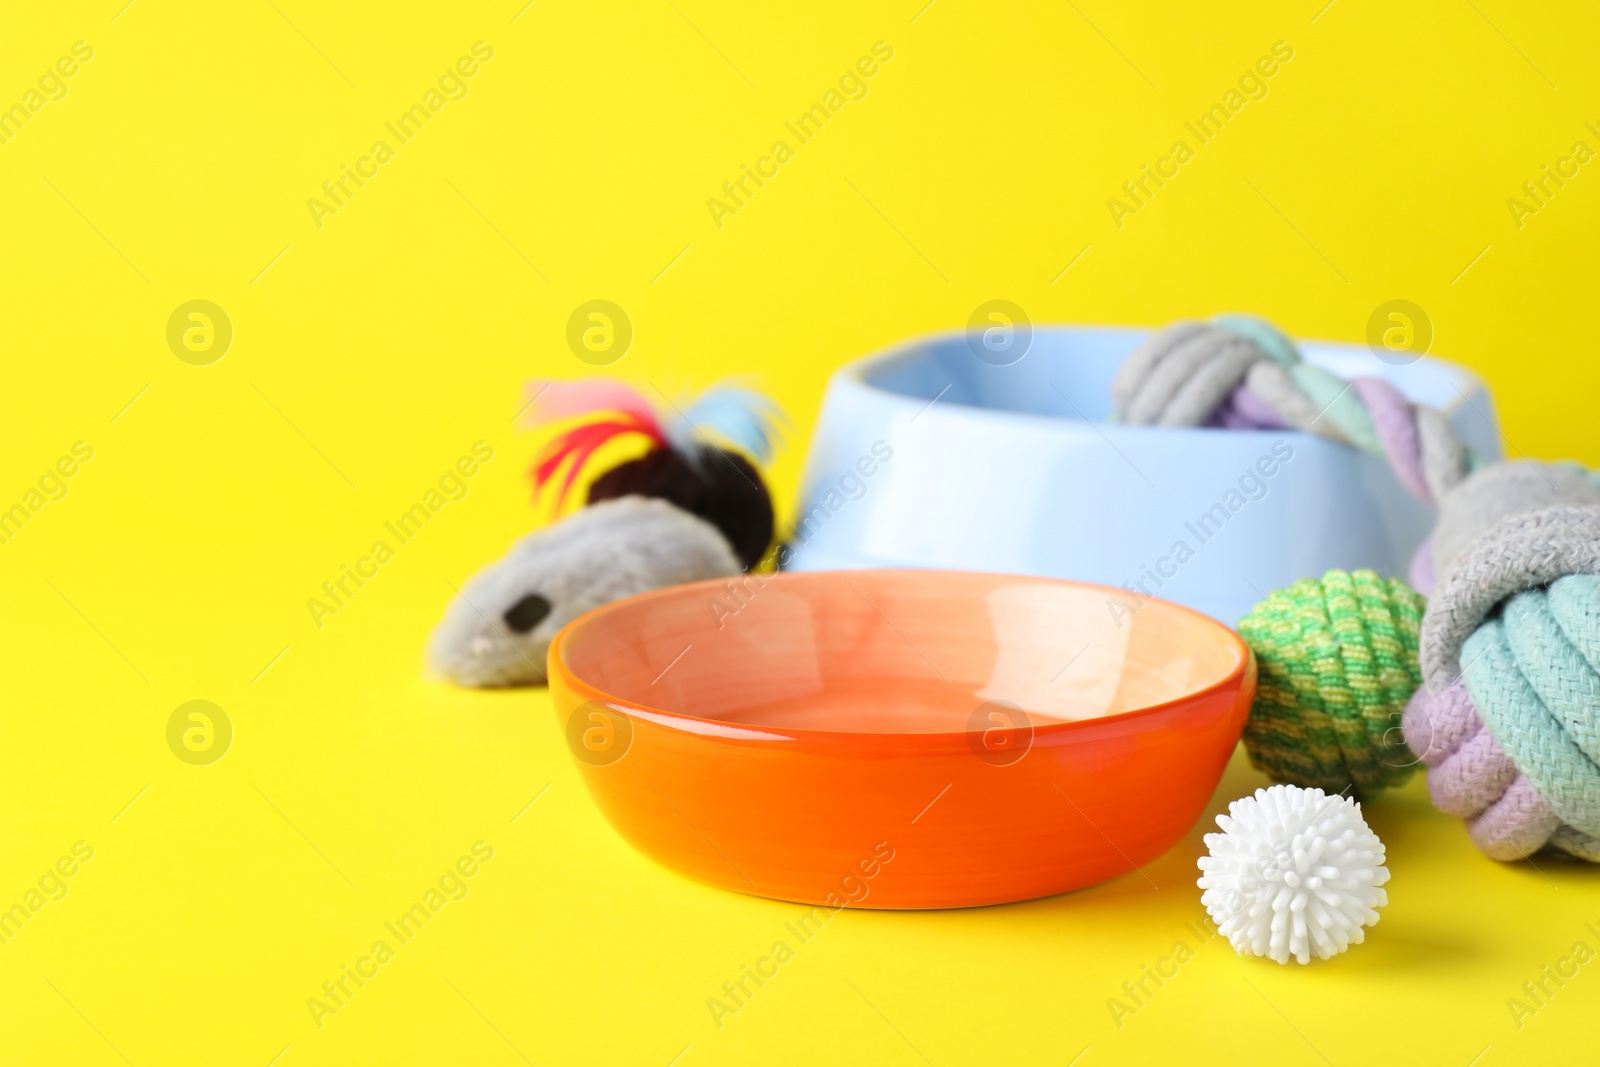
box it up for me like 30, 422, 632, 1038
428, 378, 783, 687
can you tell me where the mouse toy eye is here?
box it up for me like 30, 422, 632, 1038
503, 593, 552, 634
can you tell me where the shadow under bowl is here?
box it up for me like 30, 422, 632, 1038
548, 569, 1255, 909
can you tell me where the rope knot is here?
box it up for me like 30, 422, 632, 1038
1111, 315, 1472, 505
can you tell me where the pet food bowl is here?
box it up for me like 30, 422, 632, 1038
785, 327, 1503, 624
548, 569, 1254, 908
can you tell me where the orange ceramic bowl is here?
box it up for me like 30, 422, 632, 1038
548, 569, 1254, 909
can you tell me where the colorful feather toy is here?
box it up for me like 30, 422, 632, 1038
519, 377, 786, 512
429, 376, 785, 688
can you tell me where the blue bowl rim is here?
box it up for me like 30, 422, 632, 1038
827, 323, 1490, 436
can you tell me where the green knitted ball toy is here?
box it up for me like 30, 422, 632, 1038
1237, 569, 1425, 800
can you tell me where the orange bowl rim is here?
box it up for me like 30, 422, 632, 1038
547, 567, 1254, 745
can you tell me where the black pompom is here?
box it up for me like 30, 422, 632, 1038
586, 447, 774, 570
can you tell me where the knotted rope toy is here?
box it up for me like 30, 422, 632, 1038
1113, 313, 1476, 505
1112, 314, 1493, 591
428, 378, 786, 687
1122, 315, 1600, 864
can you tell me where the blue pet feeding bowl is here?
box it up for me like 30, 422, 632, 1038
785, 326, 1503, 625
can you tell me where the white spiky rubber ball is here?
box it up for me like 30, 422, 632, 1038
1197, 784, 1389, 965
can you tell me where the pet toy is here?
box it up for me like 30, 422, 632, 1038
1113, 313, 1483, 590
1240, 483, 1600, 861
1197, 784, 1389, 965
428, 378, 785, 687
1125, 315, 1600, 863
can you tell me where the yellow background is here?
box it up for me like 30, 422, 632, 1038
2, 0, 1598, 1063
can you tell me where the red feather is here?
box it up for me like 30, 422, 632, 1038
529, 412, 666, 510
